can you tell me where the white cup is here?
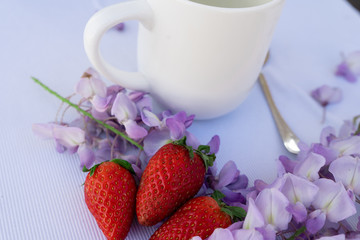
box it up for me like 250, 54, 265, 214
84, 0, 285, 119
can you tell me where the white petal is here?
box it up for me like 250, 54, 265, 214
233, 229, 263, 240
32, 123, 57, 139
312, 179, 356, 223
255, 188, 291, 231
329, 156, 360, 195
90, 75, 107, 98
52, 126, 85, 148
243, 198, 265, 229
280, 173, 319, 207
208, 228, 234, 240
346, 51, 360, 75
111, 92, 138, 122
293, 153, 325, 181
330, 136, 360, 156
75, 78, 93, 98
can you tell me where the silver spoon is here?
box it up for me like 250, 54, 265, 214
259, 54, 300, 154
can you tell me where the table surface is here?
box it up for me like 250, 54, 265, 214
1, 0, 360, 239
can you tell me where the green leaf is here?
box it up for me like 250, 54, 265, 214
111, 159, 135, 174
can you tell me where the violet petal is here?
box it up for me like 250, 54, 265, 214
207, 135, 220, 154
143, 129, 171, 156
293, 152, 326, 181
217, 161, 240, 189
123, 119, 148, 140
208, 228, 234, 240
310, 85, 342, 107
312, 178, 356, 223
78, 144, 96, 168
255, 188, 291, 231
166, 117, 185, 140
306, 209, 326, 234
329, 156, 360, 195
52, 126, 85, 148
286, 202, 307, 223
111, 92, 138, 122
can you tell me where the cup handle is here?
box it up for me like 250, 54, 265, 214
84, 0, 153, 92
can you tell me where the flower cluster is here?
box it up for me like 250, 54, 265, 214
32, 68, 218, 180
194, 118, 360, 240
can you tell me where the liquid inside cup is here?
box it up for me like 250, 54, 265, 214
188, 0, 272, 8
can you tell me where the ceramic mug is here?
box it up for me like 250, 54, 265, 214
84, 0, 285, 119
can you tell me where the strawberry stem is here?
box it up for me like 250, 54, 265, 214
173, 136, 215, 170
83, 164, 101, 177
32, 77, 144, 150
111, 159, 135, 174
82, 159, 135, 176
211, 190, 247, 222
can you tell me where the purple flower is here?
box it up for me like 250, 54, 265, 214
329, 135, 360, 156
293, 152, 326, 181
32, 123, 96, 167
311, 178, 356, 223
142, 110, 197, 156
329, 156, 360, 195
336, 51, 360, 83
75, 68, 107, 98
316, 234, 345, 240
111, 92, 148, 140
78, 144, 96, 168
207, 161, 248, 205
306, 209, 326, 234
75, 68, 112, 112
311, 85, 342, 123
311, 85, 342, 107
255, 188, 292, 231
280, 173, 319, 207
242, 198, 265, 230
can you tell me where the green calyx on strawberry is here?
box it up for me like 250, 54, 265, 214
83, 159, 137, 240
211, 190, 247, 222
82, 158, 135, 176
136, 136, 216, 226
149, 190, 246, 240
173, 136, 216, 171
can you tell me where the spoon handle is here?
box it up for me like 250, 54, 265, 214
259, 73, 300, 154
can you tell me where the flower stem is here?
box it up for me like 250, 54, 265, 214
32, 77, 144, 150
287, 226, 306, 240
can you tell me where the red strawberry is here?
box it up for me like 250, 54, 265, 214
136, 137, 215, 226
84, 160, 137, 240
149, 192, 244, 240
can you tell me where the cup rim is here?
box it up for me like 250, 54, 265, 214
168, 0, 285, 12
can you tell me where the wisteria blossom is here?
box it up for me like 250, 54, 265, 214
33, 68, 217, 178
196, 118, 360, 240
336, 50, 360, 82
33, 67, 360, 240
311, 85, 342, 123
32, 123, 95, 168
